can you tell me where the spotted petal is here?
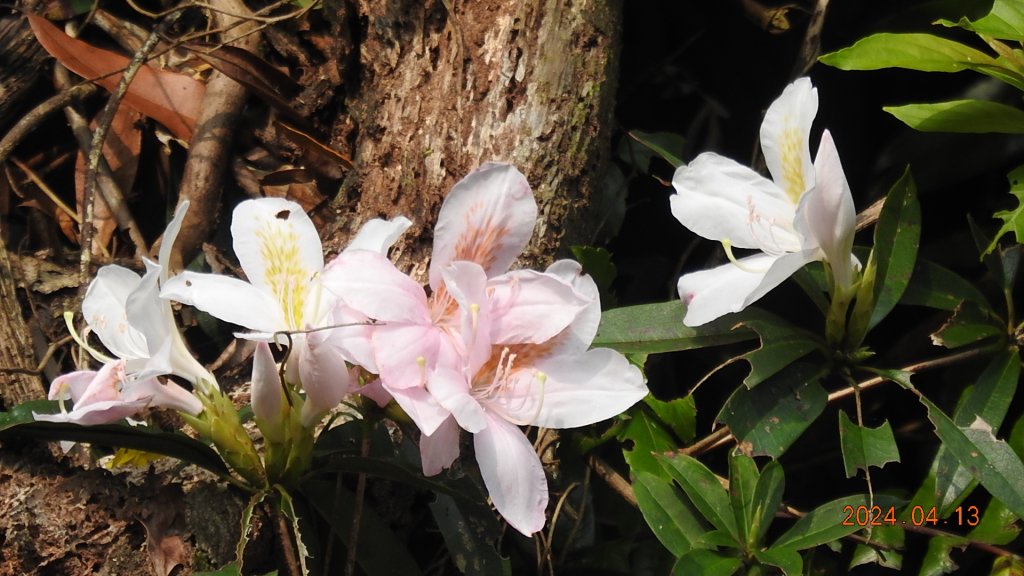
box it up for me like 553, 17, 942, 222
82, 265, 148, 360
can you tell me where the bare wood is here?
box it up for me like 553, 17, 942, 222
325, 0, 623, 277
0, 235, 46, 406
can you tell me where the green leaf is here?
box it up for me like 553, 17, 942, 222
644, 394, 697, 444
934, 348, 1020, 513
837, 412, 901, 478
849, 525, 904, 570
718, 362, 828, 459
633, 471, 708, 557
919, 396, 1024, 520
969, 499, 1021, 545
671, 549, 742, 576
898, 258, 991, 311
593, 301, 756, 354
884, 100, 1024, 133
275, 487, 311, 576
984, 165, 1024, 255
867, 168, 921, 329
429, 493, 510, 576
195, 563, 278, 576
772, 494, 900, 550
237, 491, 269, 573
940, 0, 1024, 40
625, 130, 686, 169
621, 406, 678, 479
0, 401, 229, 476
656, 453, 739, 543
749, 460, 785, 549
734, 312, 822, 388
728, 451, 758, 550
819, 33, 998, 73
753, 547, 802, 576
302, 479, 424, 576
919, 534, 967, 576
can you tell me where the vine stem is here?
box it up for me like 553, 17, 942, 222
344, 417, 372, 576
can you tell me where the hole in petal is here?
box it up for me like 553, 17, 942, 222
275, 210, 291, 220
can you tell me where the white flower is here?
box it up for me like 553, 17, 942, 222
671, 78, 857, 326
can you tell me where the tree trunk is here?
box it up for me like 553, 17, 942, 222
326, 0, 622, 276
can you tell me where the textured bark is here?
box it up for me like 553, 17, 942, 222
0, 236, 46, 408
325, 0, 622, 278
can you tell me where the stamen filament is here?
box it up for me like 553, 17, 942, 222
64, 311, 114, 364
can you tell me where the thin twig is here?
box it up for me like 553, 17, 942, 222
80, 13, 180, 285
685, 344, 995, 458
0, 83, 98, 166
791, 0, 831, 78
587, 455, 637, 508
54, 65, 149, 258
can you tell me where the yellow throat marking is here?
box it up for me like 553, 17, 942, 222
257, 222, 309, 331
780, 125, 805, 204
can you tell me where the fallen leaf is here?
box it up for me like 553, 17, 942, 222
28, 14, 205, 140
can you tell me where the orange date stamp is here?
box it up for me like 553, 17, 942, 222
841, 504, 980, 527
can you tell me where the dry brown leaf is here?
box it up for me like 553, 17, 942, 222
74, 106, 143, 254
275, 120, 353, 179
28, 14, 205, 140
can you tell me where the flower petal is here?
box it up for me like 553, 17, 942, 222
420, 415, 461, 476
678, 251, 818, 326
82, 265, 149, 360
251, 341, 283, 424
797, 130, 857, 289
231, 198, 324, 330
430, 163, 536, 289
125, 377, 203, 415
48, 370, 101, 401
346, 216, 413, 254
428, 367, 487, 433
671, 153, 801, 251
294, 332, 353, 427
388, 384, 450, 436
322, 250, 429, 324
161, 271, 285, 333
159, 201, 190, 282
761, 77, 817, 204
439, 261, 491, 374
34, 398, 150, 425
543, 260, 601, 352
489, 347, 647, 429
487, 269, 591, 346
372, 323, 440, 390
474, 411, 548, 535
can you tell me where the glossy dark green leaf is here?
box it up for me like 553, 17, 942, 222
930, 302, 1004, 350
898, 258, 990, 311
656, 453, 738, 542
868, 168, 921, 329
934, 348, 1020, 513
633, 471, 707, 557
819, 33, 998, 72
884, 100, 1024, 133
753, 546, 802, 576
919, 395, 1024, 520
621, 405, 677, 479
984, 165, 1024, 255
718, 362, 828, 459
728, 451, 758, 550
302, 479, 424, 576
593, 301, 755, 354
644, 394, 697, 444
429, 493, 510, 576
837, 411, 900, 478
0, 400, 229, 475
968, 499, 1021, 545
772, 494, 899, 550
734, 313, 822, 388
671, 549, 742, 576
749, 460, 784, 549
